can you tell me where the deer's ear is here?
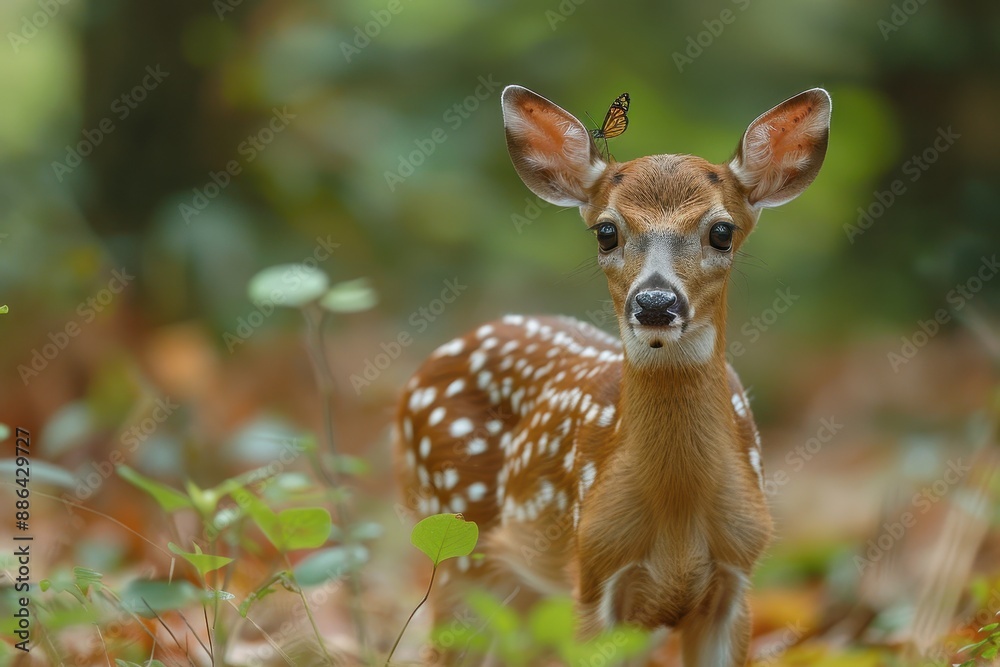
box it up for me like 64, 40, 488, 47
502, 85, 607, 208
728, 88, 831, 209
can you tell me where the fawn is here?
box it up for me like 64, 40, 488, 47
395, 84, 830, 665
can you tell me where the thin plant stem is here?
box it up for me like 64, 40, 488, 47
284, 554, 336, 666
301, 304, 370, 659
385, 564, 437, 667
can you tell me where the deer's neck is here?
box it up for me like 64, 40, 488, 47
615, 348, 733, 505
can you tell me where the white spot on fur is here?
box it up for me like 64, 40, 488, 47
597, 404, 616, 427
749, 448, 763, 491
467, 482, 488, 502
434, 338, 464, 357
466, 438, 488, 456
732, 392, 749, 419
580, 461, 597, 499
419, 437, 431, 459
445, 379, 465, 397
450, 418, 474, 438
469, 350, 487, 373
428, 407, 446, 426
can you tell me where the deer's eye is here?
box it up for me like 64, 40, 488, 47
595, 222, 619, 253
708, 222, 734, 252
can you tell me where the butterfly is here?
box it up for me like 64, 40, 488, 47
592, 93, 630, 140
591, 92, 630, 157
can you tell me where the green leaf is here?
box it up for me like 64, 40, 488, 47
960, 638, 989, 653
115, 661, 166, 667
248, 264, 329, 308
120, 580, 204, 615
466, 589, 519, 638
411, 514, 478, 567
321, 278, 377, 313
294, 544, 369, 586
529, 597, 575, 648
277, 507, 332, 551
117, 465, 192, 512
241, 485, 331, 552
980, 622, 999, 633
0, 305, 8, 314
168, 542, 234, 577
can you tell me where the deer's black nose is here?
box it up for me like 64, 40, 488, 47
634, 290, 678, 326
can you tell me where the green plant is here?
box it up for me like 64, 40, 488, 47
385, 513, 479, 666
959, 612, 1000, 665
433, 592, 649, 666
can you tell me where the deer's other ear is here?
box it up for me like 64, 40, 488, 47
728, 88, 831, 209
502, 85, 607, 208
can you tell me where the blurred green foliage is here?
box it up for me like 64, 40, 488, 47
0, 0, 997, 402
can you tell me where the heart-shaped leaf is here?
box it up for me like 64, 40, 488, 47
410, 514, 478, 567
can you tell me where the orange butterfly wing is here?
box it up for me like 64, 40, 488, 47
592, 93, 630, 139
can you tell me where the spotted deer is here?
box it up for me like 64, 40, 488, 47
395, 85, 831, 665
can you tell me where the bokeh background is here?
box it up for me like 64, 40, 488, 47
1, 0, 999, 664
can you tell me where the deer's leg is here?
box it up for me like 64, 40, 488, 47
679, 564, 751, 667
